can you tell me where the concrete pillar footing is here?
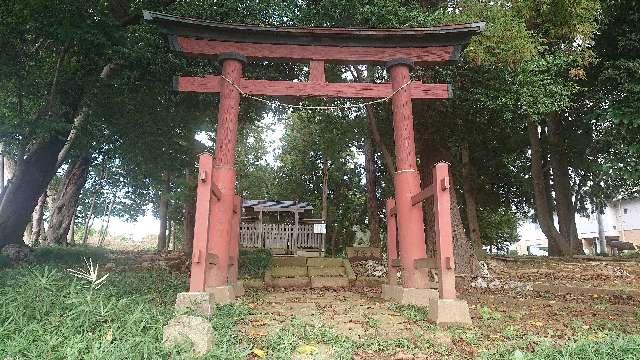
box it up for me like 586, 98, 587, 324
206, 285, 236, 304
175, 292, 216, 316
382, 284, 439, 307
428, 298, 472, 326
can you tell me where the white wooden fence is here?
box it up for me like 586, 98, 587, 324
240, 222, 324, 251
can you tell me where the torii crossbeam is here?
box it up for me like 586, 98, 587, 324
145, 11, 484, 326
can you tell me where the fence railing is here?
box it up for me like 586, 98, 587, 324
240, 222, 324, 251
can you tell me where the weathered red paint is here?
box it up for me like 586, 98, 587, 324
433, 162, 456, 299
385, 198, 398, 286
175, 76, 451, 99
176, 37, 455, 64
205, 57, 244, 289
189, 153, 214, 292
228, 195, 241, 284
388, 61, 429, 289
309, 60, 326, 83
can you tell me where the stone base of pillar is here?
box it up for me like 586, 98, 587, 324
232, 281, 245, 297
163, 315, 214, 357
382, 284, 438, 306
206, 285, 236, 304
175, 292, 216, 316
428, 298, 472, 326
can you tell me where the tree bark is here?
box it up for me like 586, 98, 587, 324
365, 105, 396, 176
547, 114, 584, 255
364, 138, 381, 248
31, 192, 48, 246
183, 169, 196, 255
0, 136, 66, 248
46, 155, 91, 245
597, 208, 607, 255
0, 153, 4, 195
166, 220, 172, 251
157, 173, 170, 252
527, 120, 568, 256
460, 143, 483, 254
68, 213, 75, 245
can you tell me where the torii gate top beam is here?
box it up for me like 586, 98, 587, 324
143, 11, 484, 65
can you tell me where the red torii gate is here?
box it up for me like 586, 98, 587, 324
145, 11, 483, 325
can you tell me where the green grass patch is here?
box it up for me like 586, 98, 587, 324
482, 333, 640, 360
388, 303, 429, 322
33, 246, 109, 266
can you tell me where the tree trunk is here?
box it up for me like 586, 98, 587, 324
597, 208, 607, 255
46, 155, 91, 245
166, 220, 172, 251
547, 114, 584, 255
82, 189, 99, 244
364, 138, 381, 248
31, 192, 48, 246
460, 143, 483, 254
157, 173, 170, 252
0, 136, 66, 248
321, 158, 329, 221
0, 152, 4, 195
68, 213, 76, 245
527, 120, 569, 256
183, 169, 195, 255
99, 191, 117, 246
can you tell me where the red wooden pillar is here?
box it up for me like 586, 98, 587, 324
433, 163, 456, 299
189, 153, 215, 292
387, 59, 428, 289
206, 53, 246, 289
228, 195, 241, 284
385, 198, 398, 286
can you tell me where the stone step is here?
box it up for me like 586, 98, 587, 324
271, 256, 308, 267
307, 266, 346, 277
270, 265, 309, 278
267, 277, 311, 288
307, 257, 344, 268
310, 276, 350, 288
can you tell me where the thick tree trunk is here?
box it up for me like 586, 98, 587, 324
46, 155, 90, 245
364, 138, 381, 248
547, 115, 584, 255
460, 143, 483, 254
0, 136, 66, 248
527, 121, 569, 256
597, 208, 607, 255
157, 174, 169, 252
183, 169, 195, 255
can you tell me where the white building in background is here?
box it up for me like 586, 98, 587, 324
513, 198, 640, 255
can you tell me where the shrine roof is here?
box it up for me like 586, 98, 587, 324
143, 11, 484, 50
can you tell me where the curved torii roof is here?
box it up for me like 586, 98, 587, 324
143, 11, 484, 64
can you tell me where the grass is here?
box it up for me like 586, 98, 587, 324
2, 246, 640, 359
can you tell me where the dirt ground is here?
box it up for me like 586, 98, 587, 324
238, 257, 640, 359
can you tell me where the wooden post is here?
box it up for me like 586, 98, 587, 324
293, 210, 299, 253
386, 58, 428, 289
433, 163, 456, 299
206, 52, 245, 289
189, 153, 215, 292
258, 209, 264, 248
386, 198, 398, 285
229, 195, 241, 284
